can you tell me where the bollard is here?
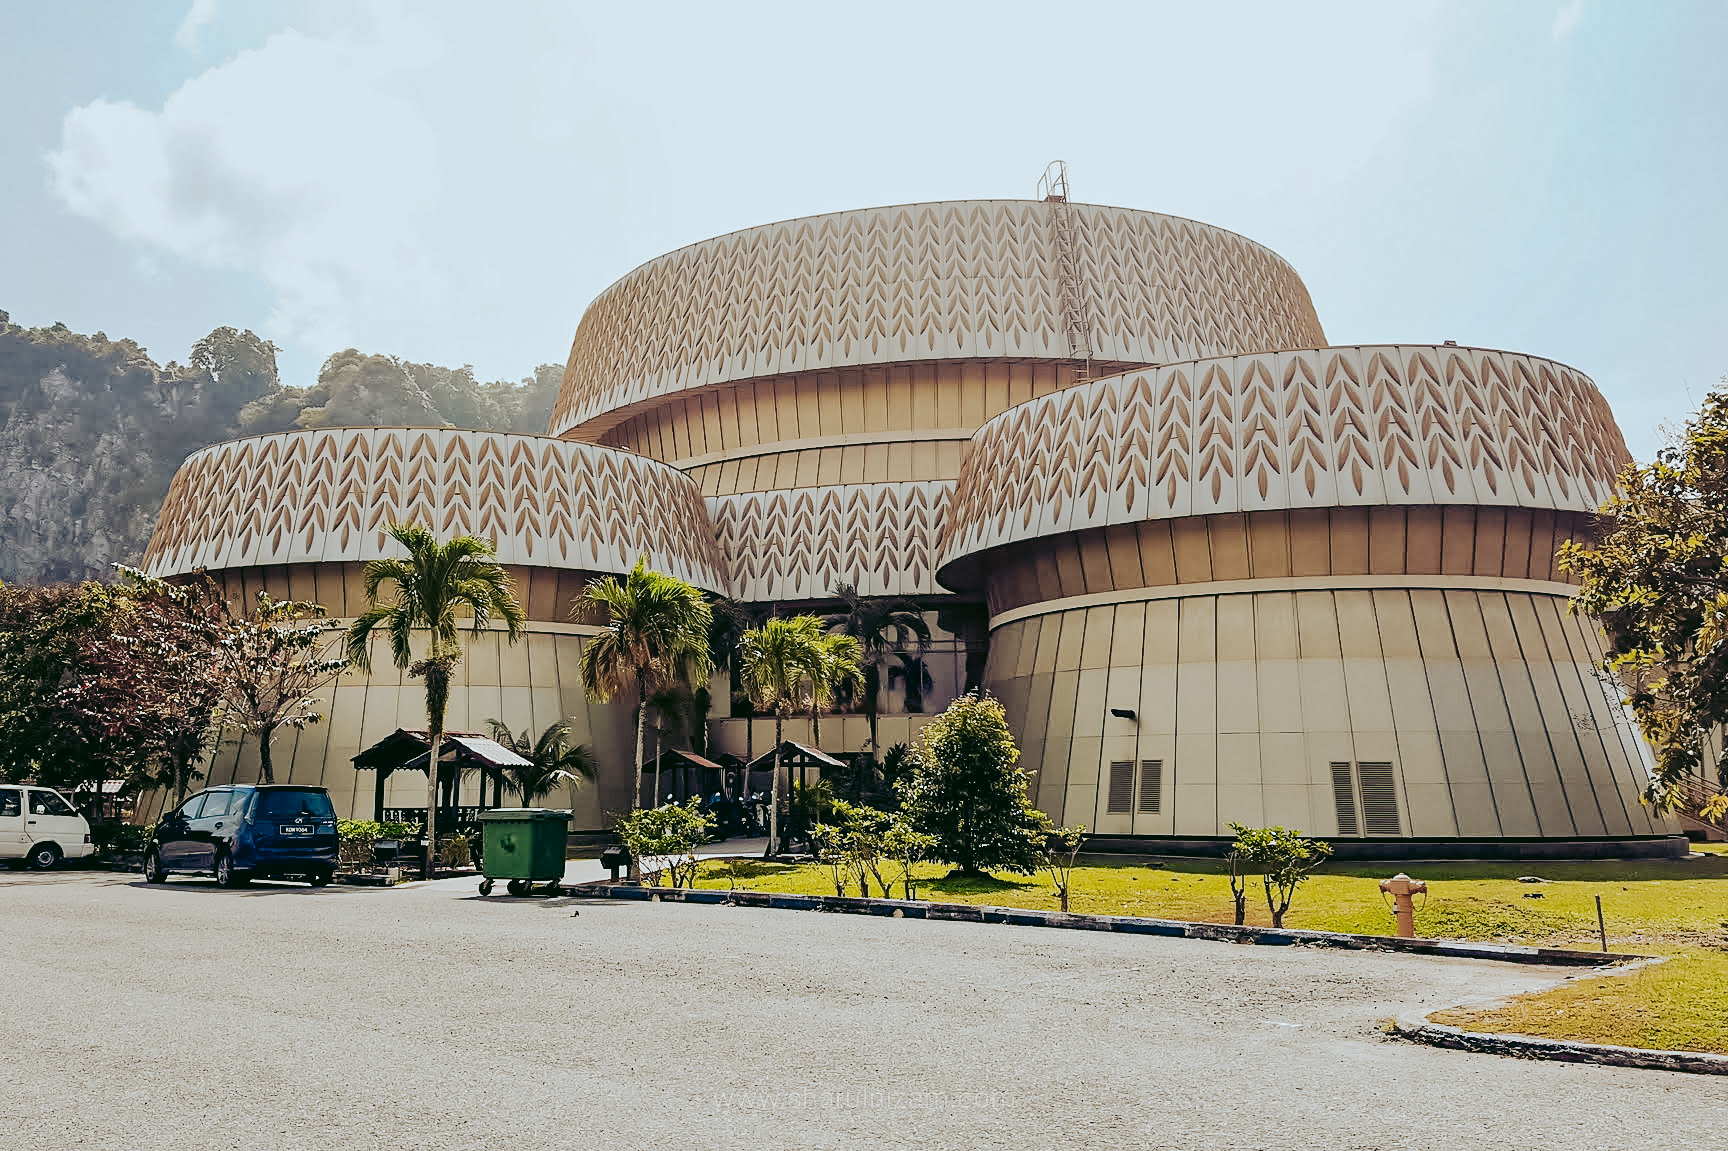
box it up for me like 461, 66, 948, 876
1379, 872, 1428, 938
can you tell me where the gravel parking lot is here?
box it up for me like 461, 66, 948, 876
4, 869, 1726, 1150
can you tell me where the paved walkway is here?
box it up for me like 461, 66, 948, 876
5, 869, 1725, 1150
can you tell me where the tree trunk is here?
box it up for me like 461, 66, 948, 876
1234, 895, 1246, 926
767, 713, 784, 856
864, 663, 880, 756
258, 723, 276, 784
633, 688, 647, 811
628, 686, 646, 882
423, 660, 450, 881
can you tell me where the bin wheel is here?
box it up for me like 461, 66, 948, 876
506, 879, 531, 897
478, 878, 494, 896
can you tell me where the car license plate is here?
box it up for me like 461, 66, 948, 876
280, 824, 312, 836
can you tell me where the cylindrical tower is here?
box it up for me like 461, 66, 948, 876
141, 426, 727, 825
936, 346, 1681, 855
554, 198, 1327, 755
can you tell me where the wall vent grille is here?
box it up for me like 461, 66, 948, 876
1330, 761, 1359, 836
1107, 760, 1135, 814
1357, 762, 1401, 836
1138, 759, 1163, 814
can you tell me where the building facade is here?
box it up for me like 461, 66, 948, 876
143, 198, 1681, 855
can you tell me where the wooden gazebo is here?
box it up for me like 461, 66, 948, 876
351, 729, 533, 822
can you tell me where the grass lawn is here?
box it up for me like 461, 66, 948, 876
689, 848, 1728, 1054
693, 852, 1728, 949
1429, 946, 1728, 1054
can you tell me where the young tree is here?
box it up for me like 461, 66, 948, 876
1227, 823, 1332, 929
211, 592, 348, 784
1560, 386, 1728, 806
1038, 820, 1087, 913
485, 719, 597, 806
882, 814, 936, 900
345, 523, 526, 879
737, 615, 831, 855
1226, 840, 1253, 926
576, 557, 714, 817
824, 584, 930, 755
898, 692, 1046, 876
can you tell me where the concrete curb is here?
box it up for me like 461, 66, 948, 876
1391, 1011, 1728, 1076
559, 881, 1643, 966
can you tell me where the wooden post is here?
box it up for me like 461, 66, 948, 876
1596, 894, 1608, 952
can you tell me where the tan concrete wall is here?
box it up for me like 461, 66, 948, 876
984, 586, 1677, 842
133, 624, 639, 833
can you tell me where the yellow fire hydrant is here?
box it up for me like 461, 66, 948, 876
1379, 873, 1428, 938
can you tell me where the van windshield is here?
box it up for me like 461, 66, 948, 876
258, 790, 334, 820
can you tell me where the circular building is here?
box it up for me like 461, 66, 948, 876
143, 192, 1681, 856
141, 426, 726, 826
935, 347, 1678, 855
554, 199, 1330, 758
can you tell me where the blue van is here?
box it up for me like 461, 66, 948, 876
141, 785, 339, 888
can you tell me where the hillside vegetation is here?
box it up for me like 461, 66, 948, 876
0, 309, 563, 584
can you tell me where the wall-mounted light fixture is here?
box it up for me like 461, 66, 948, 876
1109, 708, 1137, 722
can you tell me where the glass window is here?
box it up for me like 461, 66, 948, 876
177, 794, 208, 821
257, 790, 335, 819
29, 790, 75, 817
0, 788, 19, 818
200, 791, 232, 818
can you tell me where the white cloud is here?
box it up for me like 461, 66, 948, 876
50, 7, 449, 359
175, 0, 221, 51
1552, 0, 1586, 40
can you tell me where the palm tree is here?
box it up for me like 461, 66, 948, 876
576, 556, 713, 818
824, 583, 930, 754
485, 719, 597, 806
808, 632, 864, 752
738, 615, 841, 855
708, 596, 767, 774
346, 523, 526, 879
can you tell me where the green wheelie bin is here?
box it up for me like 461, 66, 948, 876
477, 808, 570, 897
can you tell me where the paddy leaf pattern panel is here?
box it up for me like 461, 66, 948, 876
553, 201, 1327, 435
142, 429, 728, 592
709, 481, 953, 601
939, 346, 1629, 572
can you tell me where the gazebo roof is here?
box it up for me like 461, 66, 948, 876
643, 748, 726, 774
351, 729, 532, 772
744, 741, 847, 773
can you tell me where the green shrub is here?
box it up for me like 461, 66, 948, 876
615, 801, 715, 887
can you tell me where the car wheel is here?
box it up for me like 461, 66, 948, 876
308, 869, 333, 888
27, 843, 62, 871
141, 850, 166, 883
215, 850, 248, 889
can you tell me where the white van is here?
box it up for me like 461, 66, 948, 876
0, 785, 95, 870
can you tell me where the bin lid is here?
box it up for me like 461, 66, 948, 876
477, 808, 571, 822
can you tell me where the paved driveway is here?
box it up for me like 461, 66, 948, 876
4, 870, 1725, 1150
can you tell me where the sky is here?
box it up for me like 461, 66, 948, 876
1, 0, 1723, 458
